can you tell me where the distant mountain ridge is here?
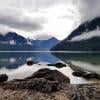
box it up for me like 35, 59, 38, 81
33, 37, 60, 50
0, 32, 59, 51
51, 17, 100, 51
0, 32, 34, 51
0, 32, 29, 45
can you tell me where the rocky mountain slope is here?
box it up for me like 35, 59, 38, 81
51, 17, 100, 51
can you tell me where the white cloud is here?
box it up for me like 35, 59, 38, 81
41, 4, 79, 40
0, 0, 79, 40
34, 34, 53, 40
71, 29, 100, 41
0, 25, 11, 35
2, 0, 100, 40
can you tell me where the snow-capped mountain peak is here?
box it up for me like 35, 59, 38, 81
9, 40, 16, 45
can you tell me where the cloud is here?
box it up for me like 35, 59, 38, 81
34, 33, 53, 40
75, 0, 100, 22
0, 0, 73, 10
33, 0, 73, 8
0, 7, 47, 34
0, 0, 78, 40
0, 25, 11, 35
71, 29, 100, 41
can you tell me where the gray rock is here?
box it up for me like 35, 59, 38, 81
1, 78, 61, 93
0, 79, 100, 100
72, 71, 100, 80
26, 68, 70, 83
0, 74, 8, 83
72, 71, 87, 77
27, 60, 38, 66
82, 73, 100, 79
47, 62, 66, 68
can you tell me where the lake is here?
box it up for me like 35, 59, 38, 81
0, 52, 100, 84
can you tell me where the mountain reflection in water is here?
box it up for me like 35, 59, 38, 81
52, 53, 100, 75
0, 52, 100, 84
0, 52, 59, 69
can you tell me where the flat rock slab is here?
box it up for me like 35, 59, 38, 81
0, 78, 61, 93
0, 78, 100, 100
61, 83, 100, 100
0, 88, 69, 100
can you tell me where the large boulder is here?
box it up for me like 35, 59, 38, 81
0, 74, 8, 83
26, 68, 70, 84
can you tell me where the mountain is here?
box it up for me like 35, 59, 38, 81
32, 37, 60, 50
0, 32, 59, 51
0, 32, 34, 51
51, 17, 100, 51
0, 32, 28, 44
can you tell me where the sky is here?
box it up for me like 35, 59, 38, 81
0, 0, 100, 40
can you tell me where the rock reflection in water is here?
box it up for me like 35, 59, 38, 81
52, 52, 100, 82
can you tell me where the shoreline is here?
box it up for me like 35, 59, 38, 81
0, 62, 100, 99
0, 78, 100, 100
1, 61, 100, 84
0, 51, 100, 53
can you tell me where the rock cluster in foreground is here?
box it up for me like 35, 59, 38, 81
0, 68, 100, 100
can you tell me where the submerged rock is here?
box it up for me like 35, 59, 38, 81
0, 74, 8, 83
26, 68, 70, 83
82, 73, 100, 79
47, 62, 66, 68
72, 71, 100, 80
72, 71, 87, 77
27, 60, 38, 66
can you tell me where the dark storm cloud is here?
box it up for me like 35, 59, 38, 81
0, 7, 47, 33
0, 0, 70, 34
75, 0, 100, 22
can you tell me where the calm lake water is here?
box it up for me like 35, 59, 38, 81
0, 52, 100, 84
